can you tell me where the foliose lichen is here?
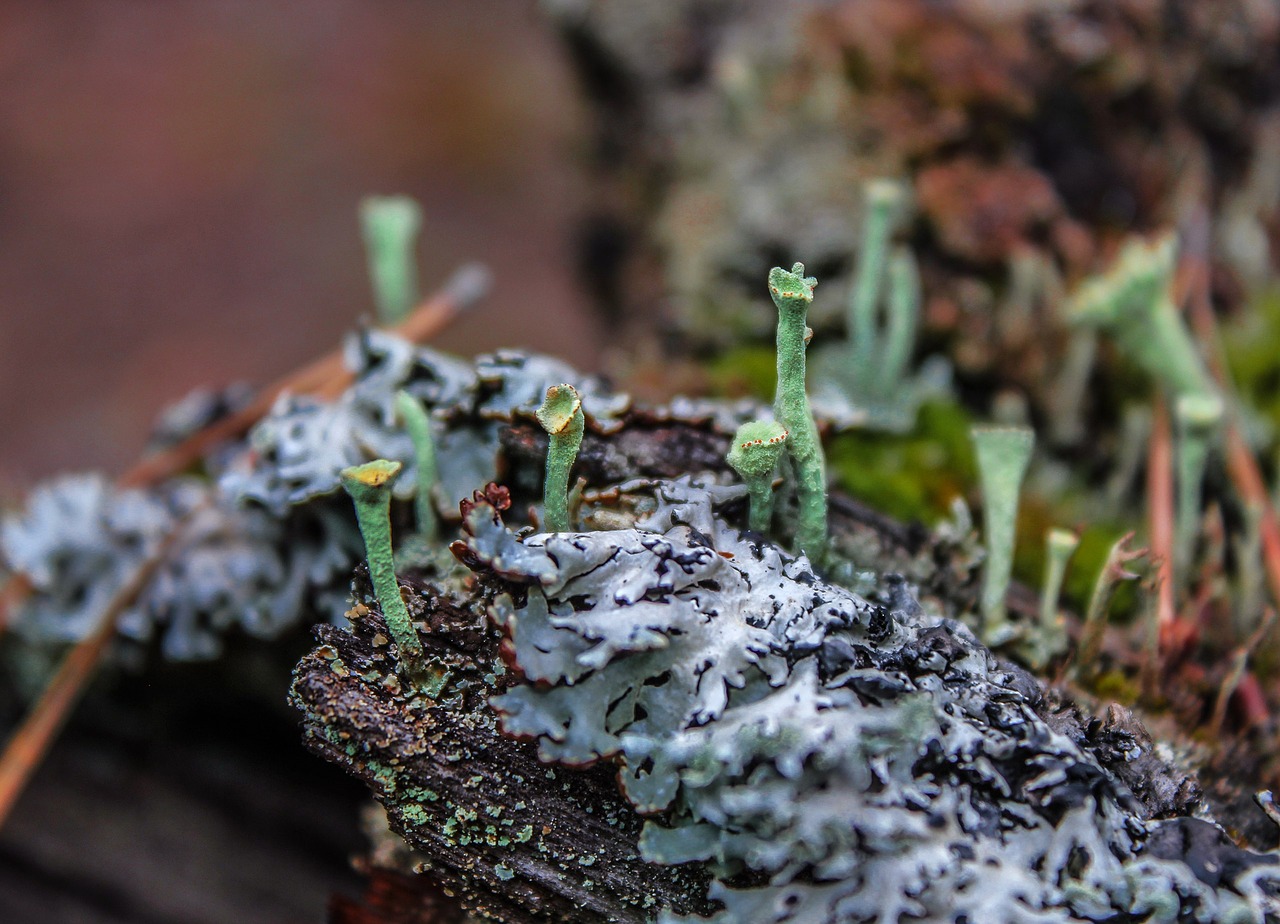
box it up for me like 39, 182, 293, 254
1, 330, 628, 661
457, 477, 1280, 923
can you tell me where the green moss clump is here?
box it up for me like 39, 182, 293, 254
827, 398, 975, 525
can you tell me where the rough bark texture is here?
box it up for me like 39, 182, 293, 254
290, 419, 1238, 923
292, 583, 714, 923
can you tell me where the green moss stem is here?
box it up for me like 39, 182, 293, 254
361, 195, 422, 325
536, 384, 585, 532
340, 459, 428, 686
394, 390, 439, 541
770, 263, 828, 561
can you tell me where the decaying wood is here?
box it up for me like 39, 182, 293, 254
291, 582, 715, 924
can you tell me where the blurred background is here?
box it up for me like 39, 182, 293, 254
0, 0, 601, 486
0, 4, 602, 921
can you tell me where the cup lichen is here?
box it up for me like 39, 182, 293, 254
360, 195, 423, 325
535, 383, 585, 533
339, 459, 429, 687
970, 424, 1035, 643
394, 389, 439, 541
726, 420, 788, 533
769, 262, 828, 561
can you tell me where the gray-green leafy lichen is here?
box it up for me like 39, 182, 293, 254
455, 478, 1280, 923
0, 330, 631, 662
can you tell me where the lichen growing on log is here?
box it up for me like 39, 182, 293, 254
293, 478, 1280, 923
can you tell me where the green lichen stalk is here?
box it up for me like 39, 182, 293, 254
1174, 392, 1223, 579
769, 263, 828, 561
536, 384, 585, 533
1068, 233, 1215, 400
394, 390, 439, 541
361, 195, 422, 325
970, 425, 1035, 642
726, 420, 789, 533
849, 180, 903, 375
1029, 528, 1079, 668
876, 245, 920, 397
339, 459, 428, 685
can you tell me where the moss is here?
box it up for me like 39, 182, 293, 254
705, 344, 777, 400
1091, 669, 1141, 706
827, 398, 975, 524
1220, 284, 1280, 429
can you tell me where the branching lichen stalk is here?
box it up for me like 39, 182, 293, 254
536, 384, 585, 533
769, 263, 827, 561
1074, 533, 1146, 681
726, 420, 788, 533
339, 459, 428, 685
395, 390, 439, 540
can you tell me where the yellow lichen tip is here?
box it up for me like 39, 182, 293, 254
768, 263, 818, 305
536, 384, 583, 435
1047, 528, 1080, 557
727, 421, 789, 480
340, 458, 403, 490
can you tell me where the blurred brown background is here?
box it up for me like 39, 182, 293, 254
0, 0, 602, 488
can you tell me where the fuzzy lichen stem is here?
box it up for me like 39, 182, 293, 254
1039, 528, 1079, 631
536, 384, 585, 533
876, 246, 920, 397
361, 196, 422, 325
727, 420, 788, 534
1173, 392, 1222, 580
1069, 233, 1215, 400
848, 180, 901, 375
394, 390, 439, 541
971, 425, 1035, 641
339, 460, 428, 685
1028, 527, 1078, 669
770, 263, 828, 561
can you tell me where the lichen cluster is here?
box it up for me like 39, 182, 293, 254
0, 331, 627, 660
457, 478, 1280, 923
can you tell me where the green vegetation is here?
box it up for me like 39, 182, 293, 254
361, 195, 423, 324
970, 426, 1035, 643
339, 459, 428, 686
768, 263, 828, 561
726, 419, 788, 532
535, 384, 585, 533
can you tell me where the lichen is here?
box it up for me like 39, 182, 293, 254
456, 477, 1280, 922
2, 331, 629, 661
